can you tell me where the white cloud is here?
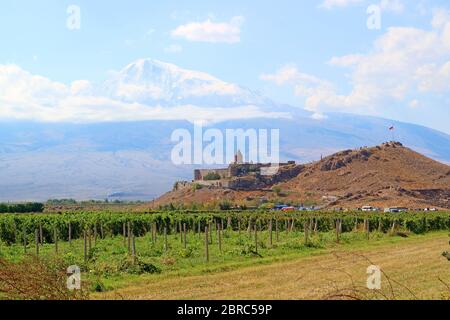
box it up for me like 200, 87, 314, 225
0, 64, 289, 124
415, 61, 450, 92
0, 64, 68, 109
262, 9, 450, 116
171, 16, 244, 44
319, 0, 363, 9
261, 65, 344, 114
70, 80, 93, 96
260, 64, 328, 86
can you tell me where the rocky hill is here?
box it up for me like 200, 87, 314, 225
150, 142, 450, 209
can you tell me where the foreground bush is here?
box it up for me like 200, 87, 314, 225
0, 256, 89, 300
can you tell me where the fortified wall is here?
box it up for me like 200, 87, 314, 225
192, 160, 302, 191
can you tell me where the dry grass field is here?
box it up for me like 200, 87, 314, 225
98, 232, 450, 300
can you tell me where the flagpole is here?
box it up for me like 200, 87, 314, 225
389, 126, 395, 142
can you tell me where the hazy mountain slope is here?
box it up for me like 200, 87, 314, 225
0, 118, 449, 202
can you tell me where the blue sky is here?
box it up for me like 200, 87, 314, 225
0, 0, 449, 133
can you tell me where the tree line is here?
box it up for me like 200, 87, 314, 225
0, 203, 44, 213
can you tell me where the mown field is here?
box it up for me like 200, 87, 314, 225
0, 210, 449, 299
98, 232, 450, 300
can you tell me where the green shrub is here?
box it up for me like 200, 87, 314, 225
203, 172, 221, 181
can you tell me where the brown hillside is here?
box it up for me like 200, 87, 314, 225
149, 142, 450, 209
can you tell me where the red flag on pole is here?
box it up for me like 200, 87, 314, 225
389, 126, 396, 142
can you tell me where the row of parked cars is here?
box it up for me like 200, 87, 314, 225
270, 204, 439, 212
362, 206, 438, 212
271, 205, 324, 212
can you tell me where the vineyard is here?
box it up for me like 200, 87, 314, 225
0, 210, 449, 293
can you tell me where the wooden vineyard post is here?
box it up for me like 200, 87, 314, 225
275, 218, 279, 242
179, 222, 183, 244
314, 219, 318, 233
153, 223, 158, 243
88, 228, 92, 254
93, 224, 97, 247
13, 221, 17, 244
285, 219, 288, 235
54, 227, 58, 254
150, 223, 155, 243
68, 222, 72, 246
23, 225, 27, 253
164, 226, 168, 253
150, 223, 154, 243
209, 222, 212, 244
83, 230, 88, 262
122, 222, 126, 246
183, 223, 187, 249
227, 216, 232, 231
39, 223, 43, 245
35, 229, 39, 257
304, 222, 309, 246
247, 218, 252, 236
366, 219, 370, 240
238, 218, 241, 239
205, 226, 209, 262
127, 222, 131, 254
214, 221, 218, 240
390, 220, 396, 234
131, 231, 136, 264
100, 222, 104, 239
198, 221, 201, 238
269, 219, 273, 248
336, 219, 340, 243
218, 223, 222, 253
254, 225, 258, 254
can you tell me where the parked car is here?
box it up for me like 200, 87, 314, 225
361, 206, 379, 212
271, 204, 289, 211
384, 207, 408, 213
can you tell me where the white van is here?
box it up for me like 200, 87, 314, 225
362, 206, 377, 212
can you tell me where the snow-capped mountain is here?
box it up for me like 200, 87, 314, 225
102, 58, 274, 108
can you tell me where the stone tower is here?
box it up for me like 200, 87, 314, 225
234, 150, 244, 164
